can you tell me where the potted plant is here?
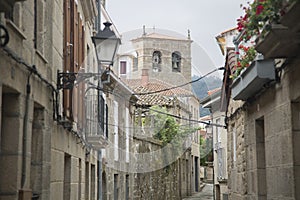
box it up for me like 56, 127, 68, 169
230, 0, 292, 100
237, 0, 292, 42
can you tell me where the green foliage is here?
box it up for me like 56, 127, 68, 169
199, 136, 213, 166
149, 106, 198, 147
234, 0, 296, 80
154, 115, 179, 145
237, 0, 294, 42
230, 45, 257, 79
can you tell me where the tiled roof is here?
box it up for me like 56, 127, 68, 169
122, 78, 194, 106
207, 87, 221, 96
123, 78, 194, 96
133, 86, 173, 106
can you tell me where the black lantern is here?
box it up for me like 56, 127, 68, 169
92, 22, 121, 65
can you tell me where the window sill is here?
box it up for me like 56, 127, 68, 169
35, 49, 48, 64
6, 19, 27, 40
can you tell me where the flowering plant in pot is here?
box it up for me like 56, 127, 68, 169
237, 0, 292, 42
230, 45, 257, 79
231, 0, 293, 79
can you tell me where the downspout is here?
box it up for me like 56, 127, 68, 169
96, 1, 102, 200
21, 71, 33, 188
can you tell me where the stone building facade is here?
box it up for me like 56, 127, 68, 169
0, 0, 116, 199
222, 2, 300, 200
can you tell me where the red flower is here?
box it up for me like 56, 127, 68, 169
256, 4, 264, 15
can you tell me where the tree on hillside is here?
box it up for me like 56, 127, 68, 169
191, 75, 222, 117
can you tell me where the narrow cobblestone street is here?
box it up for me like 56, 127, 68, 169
182, 184, 213, 200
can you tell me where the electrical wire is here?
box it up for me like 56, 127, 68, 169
149, 107, 226, 128
85, 78, 226, 128
134, 67, 225, 95
88, 120, 201, 130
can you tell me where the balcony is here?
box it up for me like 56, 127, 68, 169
86, 135, 108, 149
231, 59, 275, 101
0, 0, 25, 12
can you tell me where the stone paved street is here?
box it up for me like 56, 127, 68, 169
182, 184, 213, 200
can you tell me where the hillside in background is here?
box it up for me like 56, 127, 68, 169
191, 75, 222, 117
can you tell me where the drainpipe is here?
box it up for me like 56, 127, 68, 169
98, 150, 102, 200
21, 71, 32, 188
96, 1, 102, 200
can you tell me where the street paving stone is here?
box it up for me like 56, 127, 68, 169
182, 184, 213, 200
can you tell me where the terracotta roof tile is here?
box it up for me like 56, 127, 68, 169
123, 78, 194, 96
122, 78, 194, 106
207, 87, 221, 95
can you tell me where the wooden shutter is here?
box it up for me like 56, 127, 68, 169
72, 2, 79, 122
63, 0, 73, 119
78, 16, 85, 129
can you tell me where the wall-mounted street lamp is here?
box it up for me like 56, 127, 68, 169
57, 22, 120, 90
56, 21, 120, 151
92, 22, 121, 66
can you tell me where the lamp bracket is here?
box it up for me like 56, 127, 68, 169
57, 71, 101, 90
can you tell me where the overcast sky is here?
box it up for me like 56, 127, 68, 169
106, 0, 248, 77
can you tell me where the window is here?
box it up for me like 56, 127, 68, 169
120, 61, 127, 74
105, 104, 108, 138
125, 175, 129, 200
64, 154, 71, 200
152, 51, 162, 72
114, 174, 119, 200
5, 5, 14, 22
85, 162, 90, 200
255, 117, 266, 198
172, 51, 181, 72
133, 51, 138, 71
5, 2, 22, 28
91, 164, 96, 200
34, 0, 45, 53
99, 96, 105, 134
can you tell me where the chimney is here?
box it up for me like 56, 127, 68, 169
141, 69, 149, 86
